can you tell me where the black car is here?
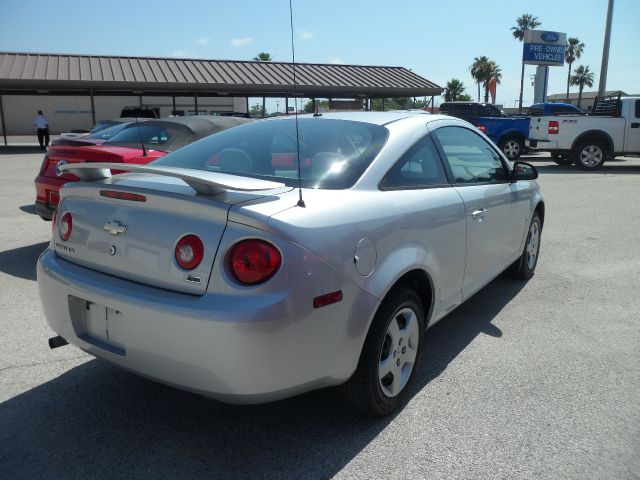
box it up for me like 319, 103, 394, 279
438, 102, 503, 124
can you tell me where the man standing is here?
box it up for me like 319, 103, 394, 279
33, 110, 49, 151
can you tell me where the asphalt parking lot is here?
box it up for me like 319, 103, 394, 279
1, 148, 639, 480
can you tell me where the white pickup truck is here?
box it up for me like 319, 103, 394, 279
526, 96, 640, 170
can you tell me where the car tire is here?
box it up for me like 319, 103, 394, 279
499, 137, 524, 160
573, 140, 607, 170
551, 152, 573, 165
508, 212, 542, 279
341, 286, 425, 417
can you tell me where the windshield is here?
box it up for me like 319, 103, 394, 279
151, 118, 388, 189
105, 123, 192, 152
85, 123, 130, 140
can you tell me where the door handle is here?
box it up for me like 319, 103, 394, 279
471, 208, 487, 220
631, 123, 640, 128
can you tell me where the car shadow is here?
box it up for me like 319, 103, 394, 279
0, 241, 48, 281
18, 204, 38, 216
0, 276, 526, 479
0, 146, 44, 155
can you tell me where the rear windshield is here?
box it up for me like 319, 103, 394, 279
151, 118, 389, 189
105, 123, 193, 152
85, 123, 130, 140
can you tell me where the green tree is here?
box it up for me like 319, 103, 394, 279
302, 99, 329, 113
444, 79, 466, 102
469, 56, 489, 102
483, 61, 502, 103
570, 65, 594, 109
458, 93, 472, 101
249, 104, 266, 118
565, 37, 585, 102
511, 13, 541, 112
252, 52, 273, 117
252, 52, 273, 62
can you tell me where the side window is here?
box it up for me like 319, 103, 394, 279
479, 104, 501, 117
635, 100, 640, 118
555, 105, 582, 115
381, 135, 448, 189
432, 126, 509, 184
527, 106, 544, 116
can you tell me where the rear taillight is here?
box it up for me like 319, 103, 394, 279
476, 124, 487, 133
39, 155, 49, 175
175, 235, 204, 270
548, 121, 559, 134
230, 240, 281, 285
59, 212, 72, 241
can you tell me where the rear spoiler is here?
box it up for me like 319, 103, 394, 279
60, 162, 285, 195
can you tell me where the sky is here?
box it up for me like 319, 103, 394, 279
1, 0, 638, 113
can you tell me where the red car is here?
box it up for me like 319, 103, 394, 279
34, 116, 251, 220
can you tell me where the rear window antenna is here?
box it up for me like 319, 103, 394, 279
289, 0, 305, 207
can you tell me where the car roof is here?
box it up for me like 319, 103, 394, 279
266, 111, 433, 126
529, 102, 577, 108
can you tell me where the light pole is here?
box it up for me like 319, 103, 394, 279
598, 0, 614, 97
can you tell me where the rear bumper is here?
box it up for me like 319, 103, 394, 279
35, 200, 55, 220
37, 249, 379, 404
526, 139, 559, 150
34, 174, 67, 219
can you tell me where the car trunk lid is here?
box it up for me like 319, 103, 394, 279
54, 165, 287, 295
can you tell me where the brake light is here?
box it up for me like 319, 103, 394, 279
100, 190, 147, 202
175, 234, 204, 270
230, 239, 281, 285
548, 121, 559, 134
59, 212, 72, 241
476, 124, 487, 133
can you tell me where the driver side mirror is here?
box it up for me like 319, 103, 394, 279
512, 161, 538, 181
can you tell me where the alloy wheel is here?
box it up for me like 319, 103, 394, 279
526, 219, 540, 270
579, 145, 603, 168
378, 307, 420, 398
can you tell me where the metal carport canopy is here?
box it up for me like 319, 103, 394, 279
0, 52, 442, 98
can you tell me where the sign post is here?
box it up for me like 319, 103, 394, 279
522, 30, 566, 109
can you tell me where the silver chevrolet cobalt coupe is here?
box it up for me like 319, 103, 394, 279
38, 111, 544, 417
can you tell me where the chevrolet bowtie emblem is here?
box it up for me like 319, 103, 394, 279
103, 220, 128, 236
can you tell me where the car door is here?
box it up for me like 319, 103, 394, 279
379, 134, 466, 322
430, 124, 529, 299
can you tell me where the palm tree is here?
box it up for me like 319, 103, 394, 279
511, 13, 541, 112
483, 61, 502, 103
565, 37, 585, 103
469, 56, 489, 102
570, 65, 595, 109
252, 52, 273, 117
444, 79, 466, 102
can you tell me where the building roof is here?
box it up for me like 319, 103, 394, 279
0, 51, 442, 98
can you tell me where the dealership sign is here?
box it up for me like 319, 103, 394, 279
523, 30, 567, 66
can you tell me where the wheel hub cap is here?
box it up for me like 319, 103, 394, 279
526, 220, 540, 270
580, 146, 603, 167
378, 307, 419, 398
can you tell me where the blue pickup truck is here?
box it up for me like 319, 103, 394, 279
439, 101, 584, 160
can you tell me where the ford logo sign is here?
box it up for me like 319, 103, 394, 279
541, 32, 559, 43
